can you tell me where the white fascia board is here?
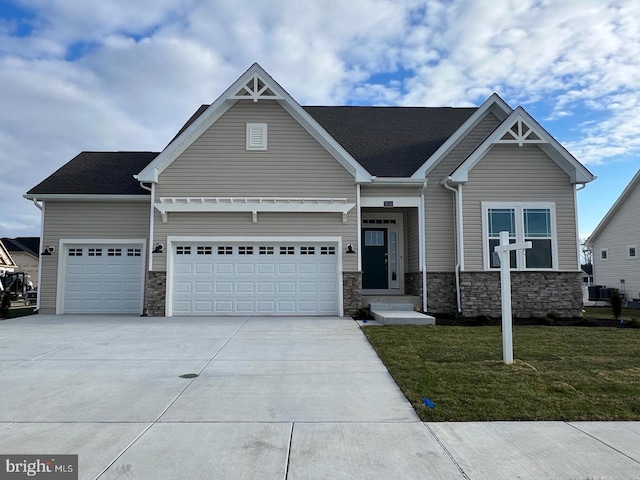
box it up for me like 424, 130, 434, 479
448, 107, 596, 184
136, 63, 371, 184
411, 93, 513, 179
23, 194, 150, 202
587, 169, 640, 244
369, 177, 426, 186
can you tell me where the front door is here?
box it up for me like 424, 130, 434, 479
362, 228, 388, 289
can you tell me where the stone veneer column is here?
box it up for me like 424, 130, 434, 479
342, 271, 362, 317
459, 271, 583, 318
145, 271, 167, 317
425, 272, 457, 314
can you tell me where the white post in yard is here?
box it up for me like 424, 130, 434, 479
494, 231, 531, 365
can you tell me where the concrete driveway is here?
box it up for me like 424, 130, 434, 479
1, 315, 639, 479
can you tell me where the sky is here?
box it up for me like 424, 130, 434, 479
1, 0, 639, 245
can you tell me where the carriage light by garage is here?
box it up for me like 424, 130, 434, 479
152, 244, 164, 254
346, 244, 356, 254
41, 246, 55, 255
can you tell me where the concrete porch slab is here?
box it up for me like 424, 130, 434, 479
99, 423, 291, 480
288, 423, 465, 480
427, 421, 640, 479
371, 310, 436, 325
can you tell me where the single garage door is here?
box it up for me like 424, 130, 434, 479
63, 244, 144, 314
171, 242, 339, 315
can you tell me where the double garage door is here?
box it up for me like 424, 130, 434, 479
62, 244, 144, 314
171, 241, 340, 315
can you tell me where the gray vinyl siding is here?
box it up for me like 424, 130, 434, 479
360, 186, 421, 198
40, 201, 150, 313
425, 112, 501, 272
157, 100, 356, 199
462, 144, 578, 271
152, 211, 358, 271
592, 182, 640, 299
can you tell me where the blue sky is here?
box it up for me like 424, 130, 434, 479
1, 0, 639, 243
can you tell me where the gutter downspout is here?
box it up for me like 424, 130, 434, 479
356, 184, 362, 272
575, 183, 586, 270
442, 178, 462, 314
419, 180, 428, 312
145, 183, 155, 271
32, 198, 44, 311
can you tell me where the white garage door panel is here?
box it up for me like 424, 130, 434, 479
63, 244, 143, 314
172, 242, 339, 315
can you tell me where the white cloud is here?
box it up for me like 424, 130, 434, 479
2, 0, 640, 235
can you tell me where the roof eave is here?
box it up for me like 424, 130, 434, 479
24, 194, 150, 201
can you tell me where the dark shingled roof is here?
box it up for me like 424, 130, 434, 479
27, 151, 159, 196
1, 237, 40, 257
28, 105, 478, 195
303, 106, 477, 177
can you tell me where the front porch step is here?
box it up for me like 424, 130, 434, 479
362, 294, 422, 310
368, 302, 415, 312
370, 309, 436, 325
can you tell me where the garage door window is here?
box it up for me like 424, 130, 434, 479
69, 248, 83, 256
259, 246, 274, 255
176, 246, 191, 255
280, 246, 294, 255
321, 246, 336, 255
197, 246, 213, 255
88, 248, 102, 256
300, 246, 315, 255
239, 246, 254, 255
127, 248, 141, 256
108, 248, 122, 257
218, 246, 233, 255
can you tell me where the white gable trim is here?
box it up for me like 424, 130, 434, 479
448, 107, 595, 185
587, 169, 640, 244
410, 93, 512, 179
135, 63, 371, 184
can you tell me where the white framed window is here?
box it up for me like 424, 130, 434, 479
628, 246, 637, 259
482, 202, 557, 270
600, 248, 609, 261
246, 123, 267, 150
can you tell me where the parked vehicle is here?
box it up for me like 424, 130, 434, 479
0, 271, 36, 318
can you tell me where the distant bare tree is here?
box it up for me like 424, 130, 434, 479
581, 244, 593, 265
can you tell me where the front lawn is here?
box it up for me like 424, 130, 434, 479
363, 325, 640, 421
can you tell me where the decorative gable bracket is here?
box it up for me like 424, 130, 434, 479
495, 118, 546, 146
230, 74, 283, 102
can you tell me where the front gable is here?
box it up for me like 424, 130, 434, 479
448, 107, 595, 185
135, 63, 371, 185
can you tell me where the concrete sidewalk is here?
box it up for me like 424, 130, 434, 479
1, 316, 639, 479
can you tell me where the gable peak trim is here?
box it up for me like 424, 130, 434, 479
230, 73, 283, 102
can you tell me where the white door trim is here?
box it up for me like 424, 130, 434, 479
56, 238, 147, 314
166, 236, 343, 317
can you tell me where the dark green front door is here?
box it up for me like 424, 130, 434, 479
362, 228, 388, 289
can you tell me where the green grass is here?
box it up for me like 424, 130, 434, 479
363, 325, 640, 421
582, 305, 640, 322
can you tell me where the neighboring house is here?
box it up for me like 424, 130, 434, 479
0, 237, 40, 287
25, 63, 594, 318
0, 240, 18, 275
587, 170, 640, 304
581, 264, 594, 286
